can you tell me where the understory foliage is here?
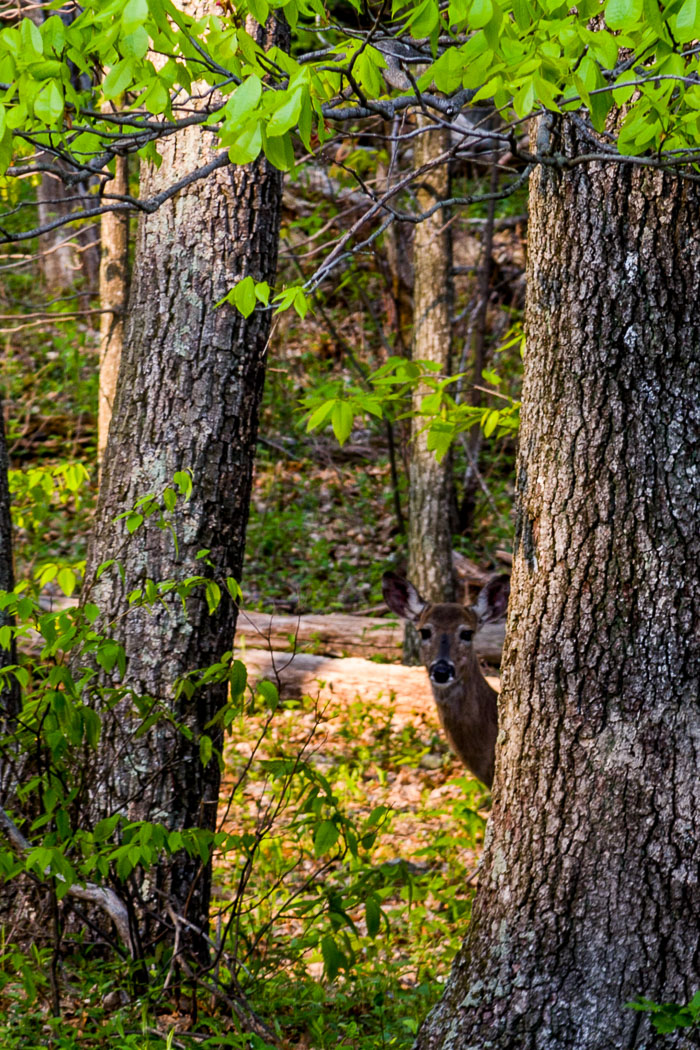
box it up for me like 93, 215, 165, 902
0, 470, 490, 1048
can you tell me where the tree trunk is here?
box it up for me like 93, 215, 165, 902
406, 121, 455, 662
97, 154, 129, 468
0, 402, 19, 722
415, 118, 700, 1049
81, 18, 286, 960
36, 172, 79, 294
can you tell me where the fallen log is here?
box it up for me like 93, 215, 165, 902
238, 648, 500, 712
235, 610, 505, 663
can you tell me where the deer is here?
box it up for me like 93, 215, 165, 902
381, 571, 510, 789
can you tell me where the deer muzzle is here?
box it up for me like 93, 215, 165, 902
430, 659, 456, 686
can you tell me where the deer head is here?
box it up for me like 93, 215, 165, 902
382, 571, 510, 788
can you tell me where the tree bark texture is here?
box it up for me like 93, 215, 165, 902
415, 118, 700, 1049
406, 121, 455, 662
82, 17, 285, 954
97, 153, 129, 468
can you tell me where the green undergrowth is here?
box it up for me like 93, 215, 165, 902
0, 680, 488, 1049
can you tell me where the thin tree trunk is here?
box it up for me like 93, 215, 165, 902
406, 121, 455, 661
97, 154, 129, 469
81, 16, 286, 960
0, 402, 18, 720
36, 172, 79, 294
415, 117, 700, 1049
459, 158, 498, 534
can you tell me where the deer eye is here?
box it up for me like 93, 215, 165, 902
459, 628, 474, 642
419, 627, 432, 640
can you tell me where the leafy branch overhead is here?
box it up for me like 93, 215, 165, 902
303, 356, 520, 453
3, 0, 700, 269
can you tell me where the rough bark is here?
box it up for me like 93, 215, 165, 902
97, 154, 129, 468
414, 117, 700, 1049
406, 121, 455, 661
81, 16, 286, 958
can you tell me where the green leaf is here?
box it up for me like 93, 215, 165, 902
173, 470, 193, 499
321, 933, 346, 981
248, 0, 270, 21
292, 287, 309, 318
42, 15, 65, 53
306, 400, 335, 432
83, 707, 101, 749
365, 896, 381, 937
33, 80, 63, 125
469, 0, 494, 29
234, 275, 257, 317
121, 26, 150, 60
96, 642, 122, 674
56, 566, 76, 597
102, 59, 135, 100
483, 408, 500, 437
587, 29, 618, 70
96, 560, 115, 581
675, 0, 700, 42
228, 121, 262, 165
94, 815, 120, 842
199, 734, 213, 767
513, 77, 536, 118
410, 0, 440, 36
226, 576, 243, 601
605, 0, 642, 30
314, 819, 340, 857
256, 679, 279, 709
205, 579, 221, 614
254, 280, 270, 306
331, 401, 353, 445
642, 0, 665, 34
262, 130, 296, 172
224, 75, 262, 128
20, 17, 43, 56
126, 511, 143, 533
267, 88, 303, 138
122, 0, 149, 35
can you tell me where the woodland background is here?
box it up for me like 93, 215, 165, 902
0, 0, 698, 1047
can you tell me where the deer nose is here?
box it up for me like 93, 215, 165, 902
430, 659, 455, 685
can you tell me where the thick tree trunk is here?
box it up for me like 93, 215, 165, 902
97, 154, 129, 468
415, 119, 700, 1049
81, 19, 285, 959
406, 121, 455, 661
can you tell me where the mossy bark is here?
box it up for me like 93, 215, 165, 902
82, 17, 286, 958
414, 118, 700, 1049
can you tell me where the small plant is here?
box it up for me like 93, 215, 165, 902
627, 991, 700, 1035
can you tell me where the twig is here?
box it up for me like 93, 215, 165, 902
0, 805, 136, 956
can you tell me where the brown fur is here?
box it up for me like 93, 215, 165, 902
382, 572, 509, 789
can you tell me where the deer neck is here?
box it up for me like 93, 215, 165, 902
430, 662, 498, 788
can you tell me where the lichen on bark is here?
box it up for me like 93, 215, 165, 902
414, 116, 700, 1050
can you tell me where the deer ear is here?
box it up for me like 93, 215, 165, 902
382, 572, 428, 624
472, 573, 510, 626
